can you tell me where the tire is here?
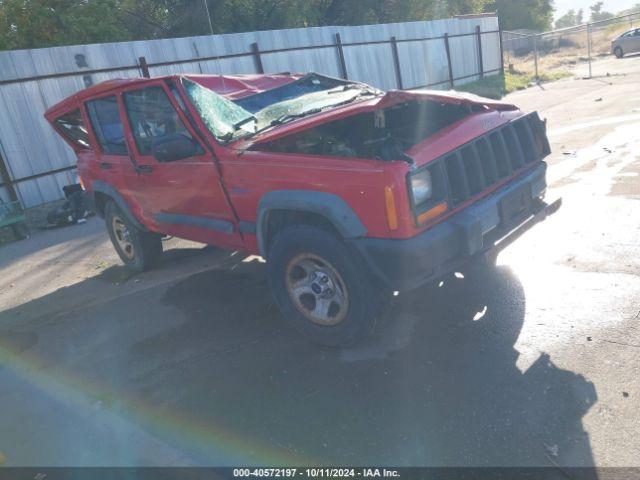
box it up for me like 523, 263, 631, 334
267, 225, 382, 347
104, 201, 163, 273
614, 47, 624, 59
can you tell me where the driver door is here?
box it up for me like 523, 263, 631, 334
120, 81, 241, 249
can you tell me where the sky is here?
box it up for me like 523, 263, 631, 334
553, 0, 639, 19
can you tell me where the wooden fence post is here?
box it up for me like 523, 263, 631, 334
443, 33, 454, 89
475, 25, 484, 78
251, 42, 264, 74
390, 36, 404, 89
138, 56, 150, 78
334, 33, 349, 80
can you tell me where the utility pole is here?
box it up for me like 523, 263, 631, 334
203, 0, 214, 35
534, 35, 539, 80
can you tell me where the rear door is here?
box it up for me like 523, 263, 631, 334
84, 95, 136, 202
50, 107, 96, 184
120, 81, 241, 249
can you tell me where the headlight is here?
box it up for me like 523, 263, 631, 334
410, 169, 432, 205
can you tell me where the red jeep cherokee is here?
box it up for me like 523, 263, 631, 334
46, 73, 557, 346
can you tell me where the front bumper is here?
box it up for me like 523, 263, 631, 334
349, 162, 560, 291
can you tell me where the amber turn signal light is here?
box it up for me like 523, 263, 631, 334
416, 201, 448, 225
384, 186, 398, 231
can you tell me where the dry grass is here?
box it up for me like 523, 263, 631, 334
505, 23, 634, 77
456, 70, 571, 99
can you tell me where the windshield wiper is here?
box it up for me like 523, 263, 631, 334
233, 115, 257, 130
271, 108, 322, 126
242, 90, 378, 140
245, 108, 322, 138
327, 84, 376, 94
217, 115, 258, 143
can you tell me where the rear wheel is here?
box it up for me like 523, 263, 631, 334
105, 201, 162, 273
267, 225, 382, 347
614, 46, 624, 58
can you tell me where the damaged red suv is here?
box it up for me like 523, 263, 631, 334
46, 72, 558, 346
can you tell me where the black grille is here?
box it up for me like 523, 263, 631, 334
439, 112, 550, 206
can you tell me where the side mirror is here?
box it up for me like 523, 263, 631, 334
152, 134, 199, 162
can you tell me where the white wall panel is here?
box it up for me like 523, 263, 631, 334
0, 16, 500, 207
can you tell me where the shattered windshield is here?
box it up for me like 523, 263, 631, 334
182, 76, 375, 143
182, 78, 256, 142
253, 87, 371, 130
234, 74, 348, 113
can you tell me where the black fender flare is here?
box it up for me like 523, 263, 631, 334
92, 180, 145, 230
256, 190, 367, 256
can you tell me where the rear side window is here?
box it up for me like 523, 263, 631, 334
123, 86, 203, 160
86, 96, 128, 155
53, 109, 90, 149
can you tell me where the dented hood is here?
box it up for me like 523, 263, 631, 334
235, 86, 521, 152
375, 89, 519, 111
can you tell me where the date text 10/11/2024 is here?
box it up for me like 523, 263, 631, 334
233, 468, 401, 478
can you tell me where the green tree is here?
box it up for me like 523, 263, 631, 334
589, 1, 613, 22
492, 0, 555, 31
555, 9, 577, 28
0, 0, 130, 50
0, 0, 494, 51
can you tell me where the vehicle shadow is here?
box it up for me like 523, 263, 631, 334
151, 261, 598, 470
0, 254, 598, 471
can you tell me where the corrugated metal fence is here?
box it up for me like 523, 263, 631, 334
0, 15, 502, 208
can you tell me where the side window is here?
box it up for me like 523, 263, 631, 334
53, 109, 90, 149
85, 96, 128, 155
123, 86, 203, 161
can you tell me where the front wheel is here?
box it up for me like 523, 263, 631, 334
105, 201, 163, 273
614, 47, 624, 58
267, 225, 382, 347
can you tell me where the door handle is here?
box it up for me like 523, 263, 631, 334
100, 162, 112, 170
136, 165, 153, 174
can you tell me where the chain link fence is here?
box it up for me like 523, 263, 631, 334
502, 11, 640, 81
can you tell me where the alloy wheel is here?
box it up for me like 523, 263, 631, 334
285, 253, 349, 326
112, 216, 135, 260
